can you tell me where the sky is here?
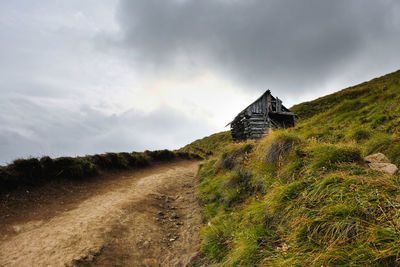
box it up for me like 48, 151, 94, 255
1, 0, 400, 164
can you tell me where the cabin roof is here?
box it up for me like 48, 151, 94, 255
240, 89, 290, 115
226, 89, 295, 127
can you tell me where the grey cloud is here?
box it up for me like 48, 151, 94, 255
116, 0, 400, 94
0, 1, 218, 164
0, 96, 215, 164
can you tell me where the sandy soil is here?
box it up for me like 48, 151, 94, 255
0, 161, 202, 267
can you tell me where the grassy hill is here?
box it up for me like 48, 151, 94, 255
192, 70, 400, 266
178, 131, 232, 158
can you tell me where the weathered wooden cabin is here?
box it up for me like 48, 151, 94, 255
228, 90, 297, 141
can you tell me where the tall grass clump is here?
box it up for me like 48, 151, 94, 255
251, 130, 302, 163
51, 157, 98, 179
145, 149, 176, 161
0, 149, 201, 193
388, 143, 400, 166
347, 127, 373, 142
306, 143, 362, 171
216, 143, 253, 171
264, 131, 302, 163
364, 132, 394, 156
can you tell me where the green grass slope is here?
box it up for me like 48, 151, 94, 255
178, 131, 233, 158
197, 70, 400, 266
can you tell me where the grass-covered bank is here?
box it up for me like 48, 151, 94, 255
195, 70, 400, 266
178, 131, 233, 159
0, 150, 201, 193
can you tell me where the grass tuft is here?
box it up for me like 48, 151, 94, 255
265, 131, 302, 163
306, 143, 362, 171
0, 149, 201, 193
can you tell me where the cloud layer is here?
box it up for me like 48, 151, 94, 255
0, 96, 214, 163
116, 0, 400, 94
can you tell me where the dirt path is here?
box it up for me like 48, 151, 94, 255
0, 161, 202, 267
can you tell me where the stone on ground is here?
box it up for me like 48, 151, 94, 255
364, 153, 398, 175
364, 153, 390, 164
368, 162, 398, 175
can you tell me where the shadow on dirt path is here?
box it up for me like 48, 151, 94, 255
0, 161, 202, 267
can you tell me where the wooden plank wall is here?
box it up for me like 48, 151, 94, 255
230, 91, 296, 141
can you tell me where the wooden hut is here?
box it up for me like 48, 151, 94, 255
227, 90, 297, 141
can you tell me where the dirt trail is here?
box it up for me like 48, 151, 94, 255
0, 161, 202, 267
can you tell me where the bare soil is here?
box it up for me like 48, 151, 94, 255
0, 160, 202, 267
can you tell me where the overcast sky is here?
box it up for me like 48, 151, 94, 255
1, 0, 400, 164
